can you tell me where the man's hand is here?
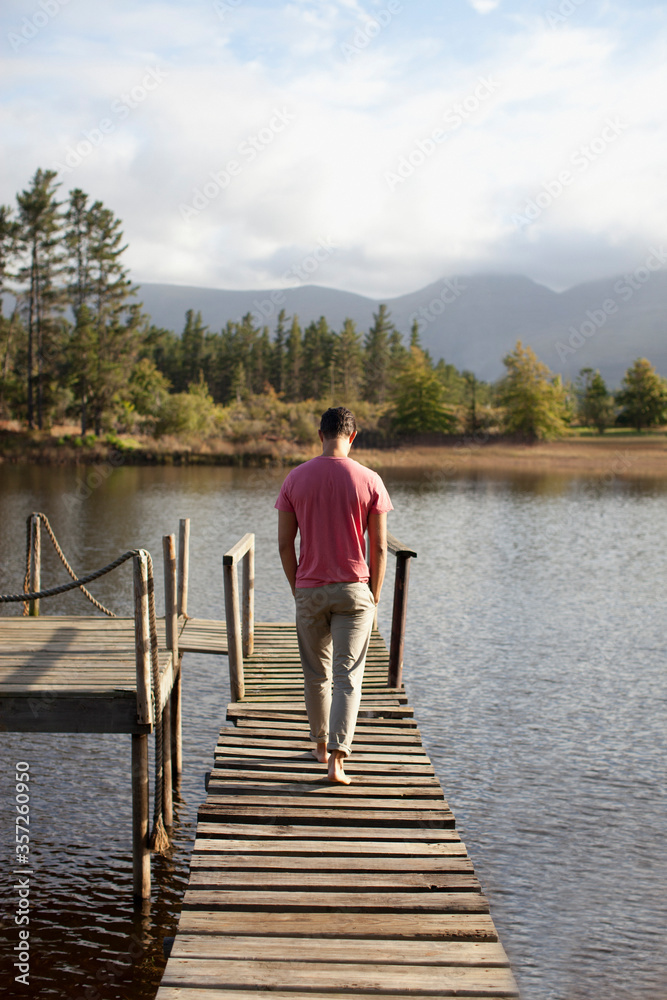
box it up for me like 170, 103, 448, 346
368, 510, 387, 605
278, 510, 299, 596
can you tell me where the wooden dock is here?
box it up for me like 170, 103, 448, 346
0, 516, 194, 899
2, 517, 519, 995
157, 616, 519, 999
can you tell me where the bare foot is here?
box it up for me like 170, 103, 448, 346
312, 741, 329, 763
328, 750, 352, 784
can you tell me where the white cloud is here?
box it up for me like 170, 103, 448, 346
468, 0, 501, 13
1, 1, 666, 300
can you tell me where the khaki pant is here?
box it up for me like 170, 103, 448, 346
295, 582, 376, 756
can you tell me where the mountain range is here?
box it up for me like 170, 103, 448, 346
136, 268, 667, 387
4, 267, 665, 387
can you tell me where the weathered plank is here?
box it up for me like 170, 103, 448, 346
181, 889, 489, 912
159, 958, 518, 993
190, 854, 474, 871
175, 910, 499, 939
170, 935, 508, 964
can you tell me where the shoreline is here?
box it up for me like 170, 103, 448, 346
2, 427, 667, 477
355, 436, 667, 478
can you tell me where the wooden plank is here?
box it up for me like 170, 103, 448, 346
157, 992, 515, 1000
0, 695, 152, 734
218, 726, 424, 744
215, 735, 426, 753
190, 854, 473, 871
181, 889, 489, 912
208, 768, 441, 786
233, 717, 418, 733
175, 909, 499, 939
193, 838, 467, 856
228, 711, 416, 726
159, 958, 517, 993
155, 986, 519, 1000
208, 758, 435, 775
203, 794, 448, 810
195, 822, 459, 840
170, 935, 508, 964
205, 782, 445, 798
188, 871, 480, 890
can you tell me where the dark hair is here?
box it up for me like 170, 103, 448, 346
320, 406, 357, 439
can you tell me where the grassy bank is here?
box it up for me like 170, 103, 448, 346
356, 430, 667, 478
2, 422, 667, 477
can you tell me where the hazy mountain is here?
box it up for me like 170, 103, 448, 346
5, 269, 665, 387
136, 270, 667, 387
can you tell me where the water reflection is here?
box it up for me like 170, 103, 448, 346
0, 463, 666, 1000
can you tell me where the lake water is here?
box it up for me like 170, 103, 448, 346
0, 462, 666, 1000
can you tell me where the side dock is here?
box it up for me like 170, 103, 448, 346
158, 535, 519, 999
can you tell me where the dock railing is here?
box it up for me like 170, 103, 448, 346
222, 533, 255, 702
386, 530, 417, 690
222, 529, 416, 700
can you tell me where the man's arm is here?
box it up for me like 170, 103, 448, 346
278, 510, 299, 596
368, 510, 387, 605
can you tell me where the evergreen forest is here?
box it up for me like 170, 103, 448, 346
2, 170, 666, 451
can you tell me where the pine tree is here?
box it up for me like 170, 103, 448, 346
300, 316, 333, 399
363, 304, 395, 402
85, 200, 142, 432
270, 309, 287, 394
576, 368, 615, 434
0, 205, 21, 417
333, 318, 363, 400
180, 309, 208, 388
64, 188, 92, 313
67, 304, 97, 433
63, 190, 141, 431
285, 315, 302, 400
16, 169, 65, 429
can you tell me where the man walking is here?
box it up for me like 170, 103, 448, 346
275, 407, 392, 783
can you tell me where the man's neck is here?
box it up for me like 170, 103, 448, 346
321, 435, 352, 458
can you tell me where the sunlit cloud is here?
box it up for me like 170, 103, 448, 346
1, 0, 665, 297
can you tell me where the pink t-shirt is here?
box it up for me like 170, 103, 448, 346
275, 455, 393, 588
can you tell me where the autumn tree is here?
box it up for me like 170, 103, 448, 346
391, 346, 457, 434
616, 358, 667, 431
497, 340, 569, 440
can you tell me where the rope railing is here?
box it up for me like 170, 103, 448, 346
20, 512, 117, 617
3, 550, 136, 605
1, 516, 170, 856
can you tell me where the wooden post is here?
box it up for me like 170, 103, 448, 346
161, 696, 173, 827
132, 552, 152, 901
162, 534, 178, 809
163, 534, 178, 660
131, 734, 150, 901
133, 553, 152, 727
242, 536, 255, 658
223, 558, 245, 702
388, 553, 411, 689
171, 671, 182, 780
177, 518, 190, 618
29, 514, 41, 617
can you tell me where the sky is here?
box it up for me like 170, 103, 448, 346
1, 0, 666, 299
